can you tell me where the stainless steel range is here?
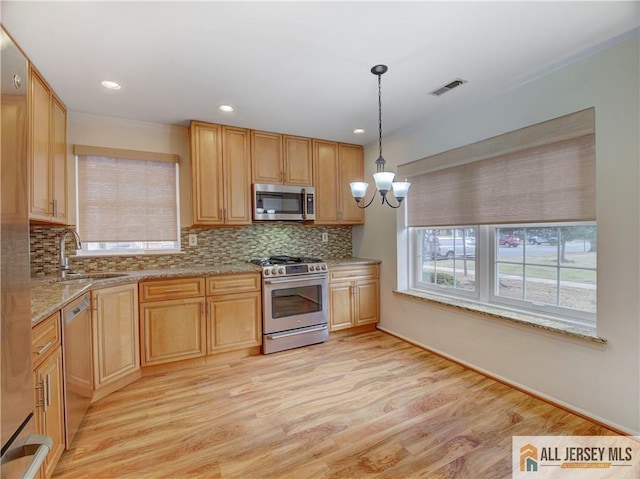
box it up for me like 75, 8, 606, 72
250, 256, 328, 354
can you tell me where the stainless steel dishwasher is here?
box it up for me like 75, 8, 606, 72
62, 294, 93, 447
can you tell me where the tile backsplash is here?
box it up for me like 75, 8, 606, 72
30, 224, 352, 277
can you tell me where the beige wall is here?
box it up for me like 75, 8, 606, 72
354, 34, 640, 433
66, 112, 192, 226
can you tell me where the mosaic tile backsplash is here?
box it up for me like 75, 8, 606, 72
30, 224, 352, 277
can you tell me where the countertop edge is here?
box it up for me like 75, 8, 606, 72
31, 258, 381, 326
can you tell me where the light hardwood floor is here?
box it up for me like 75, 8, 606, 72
53, 331, 615, 479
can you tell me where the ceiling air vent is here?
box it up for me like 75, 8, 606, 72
429, 78, 468, 97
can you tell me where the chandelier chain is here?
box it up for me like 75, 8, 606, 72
378, 72, 383, 171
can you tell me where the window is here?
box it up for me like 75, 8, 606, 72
74, 145, 180, 254
414, 227, 478, 297
411, 223, 596, 326
400, 108, 597, 330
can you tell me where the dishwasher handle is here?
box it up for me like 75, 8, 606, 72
65, 296, 90, 323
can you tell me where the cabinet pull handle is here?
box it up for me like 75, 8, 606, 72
34, 341, 53, 355
46, 373, 52, 409
34, 382, 45, 408
53, 199, 58, 217
163, 288, 186, 293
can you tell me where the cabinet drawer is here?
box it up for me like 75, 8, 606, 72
32, 311, 61, 368
139, 278, 205, 302
329, 264, 379, 282
206, 273, 260, 295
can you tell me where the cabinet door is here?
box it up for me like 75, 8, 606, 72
328, 282, 354, 331
354, 279, 379, 326
338, 144, 364, 225
92, 284, 140, 388
207, 291, 261, 353
33, 346, 65, 479
251, 130, 283, 184
190, 121, 224, 225
222, 126, 252, 225
51, 95, 67, 224
140, 298, 206, 366
29, 68, 52, 221
312, 139, 340, 224
283, 135, 313, 186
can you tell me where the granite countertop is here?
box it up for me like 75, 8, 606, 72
324, 257, 381, 266
30, 257, 379, 326
31, 263, 261, 326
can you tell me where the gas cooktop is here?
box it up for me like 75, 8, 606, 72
249, 255, 327, 277
249, 255, 323, 266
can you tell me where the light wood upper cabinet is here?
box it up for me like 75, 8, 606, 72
337, 144, 364, 224
51, 96, 68, 224
91, 284, 140, 393
313, 140, 364, 225
223, 126, 253, 225
190, 121, 251, 226
283, 135, 313, 186
32, 312, 65, 479
251, 130, 282, 184
28, 66, 67, 224
252, 130, 313, 186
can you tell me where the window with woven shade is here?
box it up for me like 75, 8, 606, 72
74, 145, 180, 254
401, 108, 597, 328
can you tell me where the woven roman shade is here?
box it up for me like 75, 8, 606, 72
76, 151, 178, 242
400, 108, 595, 227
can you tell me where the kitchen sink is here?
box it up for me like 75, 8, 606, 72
52, 272, 130, 283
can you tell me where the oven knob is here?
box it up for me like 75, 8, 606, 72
264, 268, 271, 276
321, 264, 327, 271
277, 267, 285, 275
309, 264, 316, 272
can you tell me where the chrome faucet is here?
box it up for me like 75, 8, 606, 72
59, 229, 82, 279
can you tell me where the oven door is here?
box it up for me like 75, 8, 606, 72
263, 274, 328, 334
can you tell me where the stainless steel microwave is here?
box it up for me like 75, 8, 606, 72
253, 184, 315, 221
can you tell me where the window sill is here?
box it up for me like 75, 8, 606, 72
73, 250, 185, 258
393, 289, 606, 345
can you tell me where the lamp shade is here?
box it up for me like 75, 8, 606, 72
350, 182, 369, 200
373, 171, 395, 192
392, 181, 411, 199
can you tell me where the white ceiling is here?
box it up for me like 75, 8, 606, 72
2, 1, 638, 145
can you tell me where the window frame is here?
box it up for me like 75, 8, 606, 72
74, 156, 182, 256
408, 222, 597, 329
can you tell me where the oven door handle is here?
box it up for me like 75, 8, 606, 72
266, 325, 327, 340
264, 274, 327, 285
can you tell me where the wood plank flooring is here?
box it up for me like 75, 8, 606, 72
53, 331, 616, 479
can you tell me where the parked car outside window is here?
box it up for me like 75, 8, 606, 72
499, 235, 520, 247
425, 236, 476, 259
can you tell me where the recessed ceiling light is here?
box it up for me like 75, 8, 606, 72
100, 80, 121, 90
218, 105, 234, 113
353, 128, 365, 134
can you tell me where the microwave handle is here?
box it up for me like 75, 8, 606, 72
301, 188, 307, 220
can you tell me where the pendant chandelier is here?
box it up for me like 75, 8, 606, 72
350, 64, 410, 209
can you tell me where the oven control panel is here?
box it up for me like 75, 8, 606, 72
263, 263, 327, 277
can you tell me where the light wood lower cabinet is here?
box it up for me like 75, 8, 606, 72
91, 284, 140, 397
206, 273, 262, 354
328, 264, 380, 331
32, 312, 65, 479
139, 278, 206, 366
140, 298, 206, 366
